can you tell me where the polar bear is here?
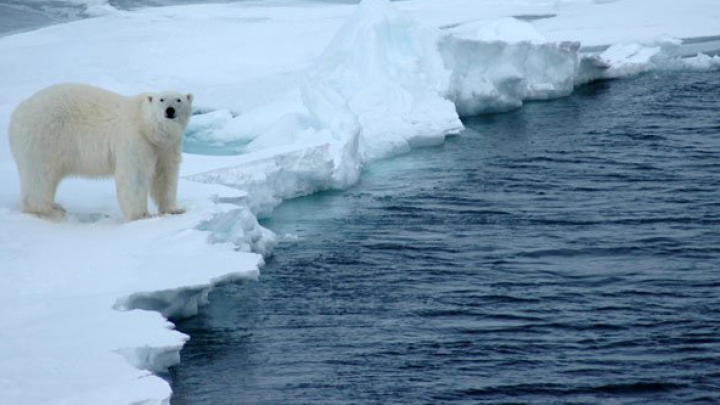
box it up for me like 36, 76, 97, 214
8, 83, 193, 221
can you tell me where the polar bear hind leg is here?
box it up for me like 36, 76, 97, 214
19, 165, 66, 221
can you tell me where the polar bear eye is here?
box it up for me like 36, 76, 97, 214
177, 98, 182, 103
160, 98, 164, 103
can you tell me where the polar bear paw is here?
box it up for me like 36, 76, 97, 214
25, 204, 66, 221
162, 207, 186, 215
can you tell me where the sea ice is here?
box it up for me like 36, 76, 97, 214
0, 0, 718, 404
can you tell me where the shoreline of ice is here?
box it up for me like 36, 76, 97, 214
0, 1, 718, 404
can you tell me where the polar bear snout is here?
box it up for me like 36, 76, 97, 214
165, 107, 176, 119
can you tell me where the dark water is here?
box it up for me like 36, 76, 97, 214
170, 71, 720, 404
0, 0, 363, 36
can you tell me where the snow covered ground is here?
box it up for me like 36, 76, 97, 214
0, 0, 718, 404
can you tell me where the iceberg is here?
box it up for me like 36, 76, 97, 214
188, 0, 603, 197
598, 39, 720, 77
0, 0, 718, 404
440, 38, 584, 115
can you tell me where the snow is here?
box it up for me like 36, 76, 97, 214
0, 0, 718, 404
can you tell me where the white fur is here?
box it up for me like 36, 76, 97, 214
8, 83, 193, 221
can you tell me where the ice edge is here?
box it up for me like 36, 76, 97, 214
109, 189, 273, 395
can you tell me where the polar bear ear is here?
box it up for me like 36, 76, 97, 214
186, 94, 193, 103
147, 95, 154, 103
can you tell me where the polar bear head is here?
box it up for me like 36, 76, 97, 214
142, 92, 193, 145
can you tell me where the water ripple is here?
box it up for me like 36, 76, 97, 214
172, 71, 720, 405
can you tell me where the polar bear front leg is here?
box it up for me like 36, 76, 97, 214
115, 151, 153, 221
151, 149, 185, 215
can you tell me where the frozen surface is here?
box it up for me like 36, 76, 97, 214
0, 0, 718, 404
0, 178, 269, 404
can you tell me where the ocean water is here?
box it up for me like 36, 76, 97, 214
170, 70, 720, 404
0, 0, 375, 36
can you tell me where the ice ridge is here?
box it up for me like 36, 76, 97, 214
183, 0, 604, 204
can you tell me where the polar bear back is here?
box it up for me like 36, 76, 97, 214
9, 83, 142, 178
